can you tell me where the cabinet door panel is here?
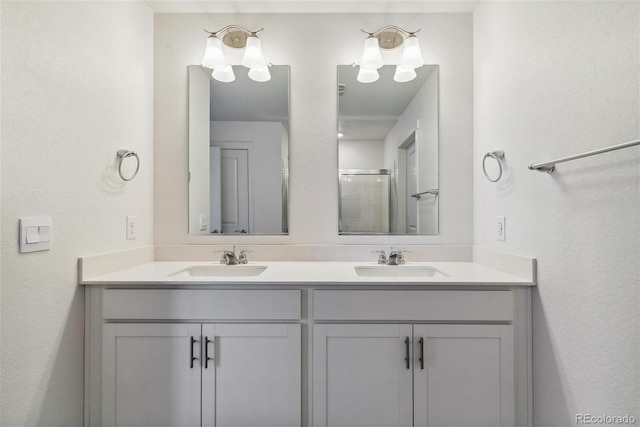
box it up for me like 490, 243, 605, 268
313, 324, 413, 427
102, 323, 201, 427
414, 325, 515, 427
202, 323, 301, 427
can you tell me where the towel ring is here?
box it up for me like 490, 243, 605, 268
482, 150, 505, 182
117, 149, 140, 181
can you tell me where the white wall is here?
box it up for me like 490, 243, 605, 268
154, 13, 473, 244
474, 2, 639, 424
339, 139, 385, 169
0, 2, 154, 425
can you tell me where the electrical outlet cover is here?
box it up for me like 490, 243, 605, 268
126, 216, 137, 240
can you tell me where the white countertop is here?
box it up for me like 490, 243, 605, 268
79, 261, 535, 287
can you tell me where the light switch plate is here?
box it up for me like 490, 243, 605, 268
497, 216, 506, 241
19, 216, 53, 253
199, 214, 208, 231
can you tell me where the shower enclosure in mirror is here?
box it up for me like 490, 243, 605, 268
188, 65, 289, 235
338, 65, 439, 235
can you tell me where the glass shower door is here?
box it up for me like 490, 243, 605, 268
339, 169, 391, 234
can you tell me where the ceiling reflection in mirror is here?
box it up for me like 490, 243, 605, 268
188, 65, 289, 235
338, 65, 439, 235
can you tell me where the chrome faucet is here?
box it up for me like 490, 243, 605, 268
387, 250, 406, 266
372, 247, 408, 265
218, 246, 250, 265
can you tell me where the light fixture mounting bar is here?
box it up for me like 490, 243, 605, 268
203, 25, 265, 49
361, 26, 421, 37
360, 26, 421, 50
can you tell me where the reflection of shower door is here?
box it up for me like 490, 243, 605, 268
220, 149, 249, 234
339, 169, 390, 234
405, 142, 418, 234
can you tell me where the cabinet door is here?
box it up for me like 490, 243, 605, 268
201, 323, 301, 427
102, 323, 201, 427
313, 324, 413, 427
413, 325, 515, 427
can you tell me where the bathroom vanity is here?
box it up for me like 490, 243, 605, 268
80, 248, 535, 427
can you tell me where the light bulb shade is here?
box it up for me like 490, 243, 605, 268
202, 36, 227, 69
357, 67, 379, 83
360, 36, 384, 69
242, 35, 267, 68
393, 65, 417, 82
248, 65, 271, 82
212, 65, 235, 83
400, 34, 425, 69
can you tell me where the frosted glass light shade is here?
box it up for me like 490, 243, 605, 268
357, 67, 379, 83
202, 36, 227, 69
360, 36, 384, 70
242, 35, 267, 68
212, 65, 235, 83
393, 65, 417, 82
400, 34, 425, 69
248, 65, 271, 82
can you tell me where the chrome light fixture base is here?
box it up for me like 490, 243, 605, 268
360, 26, 421, 50
358, 25, 425, 84
204, 25, 264, 49
222, 29, 250, 48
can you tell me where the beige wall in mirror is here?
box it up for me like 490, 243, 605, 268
188, 65, 289, 235
154, 13, 472, 244
338, 65, 439, 235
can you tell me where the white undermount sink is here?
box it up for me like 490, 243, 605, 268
169, 265, 268, 278
354, 265, 448, 278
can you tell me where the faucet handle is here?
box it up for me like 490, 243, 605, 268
390, 249, 411, 264
238, 249, 252, 264
214, 247, 239, 264
371, 250, 387, 264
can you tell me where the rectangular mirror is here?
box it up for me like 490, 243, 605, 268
188, 65, 289, 235
338, 64, 439, 235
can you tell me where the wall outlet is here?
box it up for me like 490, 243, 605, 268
497, 216, 506, 241
126, 216, 137, 240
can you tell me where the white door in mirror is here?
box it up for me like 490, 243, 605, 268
19, 216, 52, 253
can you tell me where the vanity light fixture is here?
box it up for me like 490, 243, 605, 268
202, 25, 270, 83
357, 26, 425, 83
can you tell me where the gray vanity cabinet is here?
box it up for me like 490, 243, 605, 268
413, 324, 515, 427
312, 324, 414, 427
102, 323, 202, 427
312, 290, 526, 427
91, 289, 302, 427
86, 286, 530, 427
200, 323, 301, 427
